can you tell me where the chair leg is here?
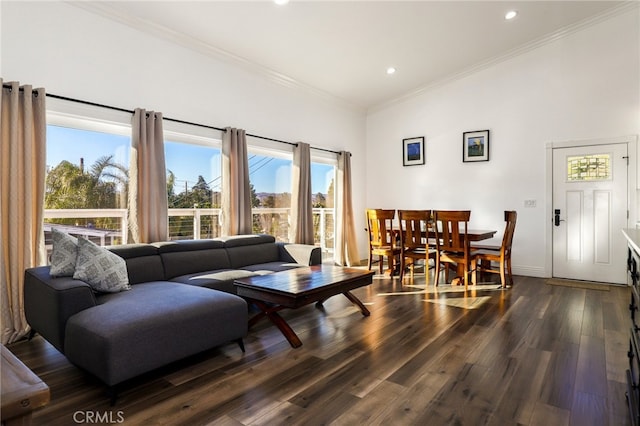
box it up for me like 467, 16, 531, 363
390, 255, 397, 277
399, 257, 405, 281
424, 260, 429, 286
462, 260, 472, 288
471, 259, 477, 286
477, 260, 485, 282
498, 260, 506, 288
368, 252, 373, 270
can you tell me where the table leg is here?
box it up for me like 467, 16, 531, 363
247, 300, 302, 348
343, 291, 370, 317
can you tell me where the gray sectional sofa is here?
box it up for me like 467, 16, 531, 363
24, 234, 321, 393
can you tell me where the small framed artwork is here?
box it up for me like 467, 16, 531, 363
403, 136, 425, 166
463, 130, 490, 162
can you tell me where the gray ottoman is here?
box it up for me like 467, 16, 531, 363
64, 281, 247, 387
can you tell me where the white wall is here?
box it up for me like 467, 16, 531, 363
366, 8, 640, 277
0, 1, 369, 259
3, 3, 639, 269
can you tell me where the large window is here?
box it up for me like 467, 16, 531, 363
45, 124, 130, 248
44, 106, 338, 256
164, 138, 222, 240
249, 150, 292, 241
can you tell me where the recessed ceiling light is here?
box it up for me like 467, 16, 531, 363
386, 67, 396, 75
274, 0, 289, 5
505, 10, 518, 20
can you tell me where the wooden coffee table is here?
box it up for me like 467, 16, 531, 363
234, 265, 374, 348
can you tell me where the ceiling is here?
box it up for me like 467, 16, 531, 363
75, 1, 626, 110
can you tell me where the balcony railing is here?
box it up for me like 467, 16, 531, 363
43, 207, 335, 258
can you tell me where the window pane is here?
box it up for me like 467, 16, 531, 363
165, 140, 222, 239
249, 153, 292, 241
567, 154, 611, 181
312, 162, 336, 261
45, 125, 130, 249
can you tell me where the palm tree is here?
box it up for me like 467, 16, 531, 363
45, 156, 129, 228
88, 155, 129, 209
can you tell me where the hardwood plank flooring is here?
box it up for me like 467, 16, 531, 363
5, 274, 633, 425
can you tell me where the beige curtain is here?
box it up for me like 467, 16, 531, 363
0, 80, 47, 344
222, 127, 252, 235
290, 142, 314, 244
129, 108, 168, 243
335, 151, 360, 266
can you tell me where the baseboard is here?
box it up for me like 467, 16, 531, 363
512, 265, 546, 278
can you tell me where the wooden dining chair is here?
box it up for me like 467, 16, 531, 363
397, 209, 439, 284
474, 210, 517, 288
433, 210, 478, 288
366, 209, 401, 276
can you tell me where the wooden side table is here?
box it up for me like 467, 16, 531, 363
1, 344, 50, 425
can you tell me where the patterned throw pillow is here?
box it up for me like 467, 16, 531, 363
73, 237, 130, 293
50, 228, 78, 277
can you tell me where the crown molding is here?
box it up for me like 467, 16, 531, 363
368, 1, 639, 114
67, 1, 365, 114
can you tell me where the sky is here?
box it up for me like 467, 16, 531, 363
47, 125, 334, 194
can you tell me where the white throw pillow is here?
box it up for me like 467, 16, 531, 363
50, 228, 78, 277
73, 237, 130, 293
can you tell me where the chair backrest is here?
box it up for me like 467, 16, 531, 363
501, 210, 517, 256
434, 210, 471, 253
398, 210, 432, 251
366, 209, 396, 249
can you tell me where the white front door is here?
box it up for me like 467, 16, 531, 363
552, 143, 628, 284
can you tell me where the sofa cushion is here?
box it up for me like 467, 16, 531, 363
108, 244, 164, 284
155, 239, 225, 253
156, 240, 231, 279
50, 229, 78, 277
170, 269, 262, 294
240, 262, 302, 273
215, 234, 275, 248
73, 238, 130, 293
66, 281, 248, 386
226, 243, 280, 269
108, 244, 158, 259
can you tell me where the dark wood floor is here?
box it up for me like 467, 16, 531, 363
6, 273, 633, 426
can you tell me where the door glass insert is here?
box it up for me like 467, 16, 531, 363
567, 154, 611, 181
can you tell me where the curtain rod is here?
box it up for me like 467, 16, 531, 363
1, 87, 343, 155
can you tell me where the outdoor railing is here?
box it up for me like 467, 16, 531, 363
44, 207, 335, 257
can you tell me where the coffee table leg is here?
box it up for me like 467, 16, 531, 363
248, 300, 303, 348
343, 291, 370, 317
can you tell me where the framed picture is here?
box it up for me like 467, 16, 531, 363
463, 130, 490, 162
403, 137, 425, 166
